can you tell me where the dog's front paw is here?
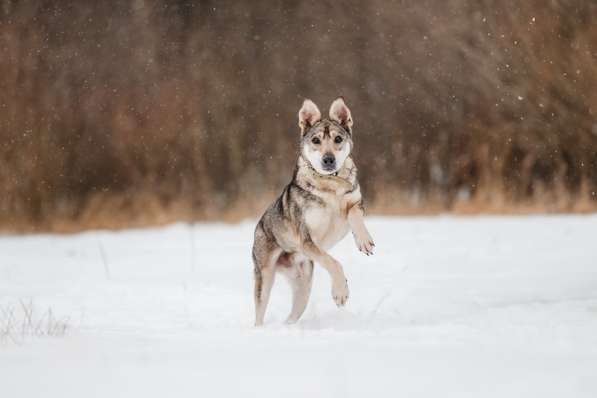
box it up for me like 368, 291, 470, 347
332, 278, 349, 307
354, 231, 375, 256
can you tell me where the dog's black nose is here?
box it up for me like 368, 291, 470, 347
322, 153, 336, 169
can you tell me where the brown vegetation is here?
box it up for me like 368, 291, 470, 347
1, 0, 596, 231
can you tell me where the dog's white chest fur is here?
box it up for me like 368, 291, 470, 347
304, 201, 350, 250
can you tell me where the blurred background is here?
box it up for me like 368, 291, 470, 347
1, 0, 596, 231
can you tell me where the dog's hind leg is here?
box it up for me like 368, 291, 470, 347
253, 251, 278, 327
253, 226, 281, 327
279, 254, 313, 324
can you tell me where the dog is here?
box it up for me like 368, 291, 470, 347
252, 97, 375, 326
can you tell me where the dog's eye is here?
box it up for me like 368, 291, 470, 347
334, 136, 343, 144
312, 137, 321, 145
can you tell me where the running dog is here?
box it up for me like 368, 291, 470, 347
252, 98, 374, 326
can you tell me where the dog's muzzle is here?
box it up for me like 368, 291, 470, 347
322, 153, 336, 172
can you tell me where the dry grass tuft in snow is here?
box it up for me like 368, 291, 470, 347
0, 300, 70, 345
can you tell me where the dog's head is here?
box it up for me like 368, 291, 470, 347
298, 98, 354, 175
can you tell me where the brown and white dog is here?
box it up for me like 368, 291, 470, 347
252, 98, 374, 326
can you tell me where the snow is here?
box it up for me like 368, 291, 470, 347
1, 215, 597, 397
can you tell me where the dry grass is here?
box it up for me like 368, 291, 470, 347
1, 1, 596, 232
0, 300, 70, 345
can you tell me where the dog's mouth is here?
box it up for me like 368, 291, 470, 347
321, 163, 337, 173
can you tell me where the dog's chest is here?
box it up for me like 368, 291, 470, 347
304, 199, 350, 250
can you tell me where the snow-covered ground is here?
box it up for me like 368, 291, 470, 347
1, 215, 596, 397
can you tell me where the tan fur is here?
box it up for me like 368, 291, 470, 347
252, 98, 374, 326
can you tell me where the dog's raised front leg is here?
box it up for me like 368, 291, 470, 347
348, 202, 375, 255
302, 240, 349, 307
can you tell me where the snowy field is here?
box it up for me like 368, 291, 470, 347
1, 215, 597, 397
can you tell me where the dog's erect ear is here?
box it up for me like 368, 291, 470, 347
329, 97, 353, 129
298, 99, 321, 134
